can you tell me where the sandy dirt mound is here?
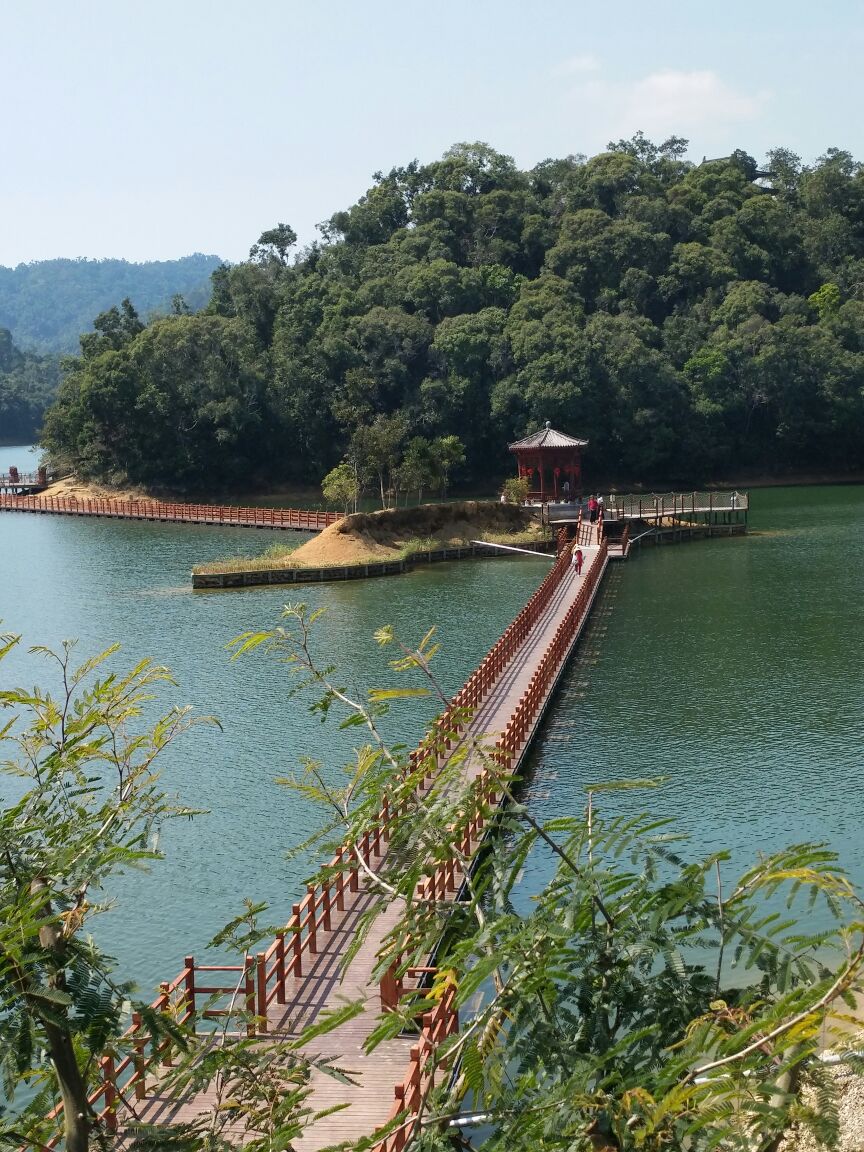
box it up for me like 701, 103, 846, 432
41, 476, 152, 502
290, 501, 537, 567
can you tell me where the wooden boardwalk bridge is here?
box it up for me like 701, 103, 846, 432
24, 491, 748, 1150
31, 519, 613, 1152
0, 493, 340, 531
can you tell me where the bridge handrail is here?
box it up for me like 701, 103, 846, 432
30, 954, 257, 1147
409, 540, 609, 911
376, 984, 459, 1152
368, 542, 610, 1151
0, 472, 43, 484
606, 490, 748, 517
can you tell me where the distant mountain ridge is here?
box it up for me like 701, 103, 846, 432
0, 254, 223, 354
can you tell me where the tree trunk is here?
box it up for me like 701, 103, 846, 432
30, 878, 92, 1152
43, 1019, 91, 1152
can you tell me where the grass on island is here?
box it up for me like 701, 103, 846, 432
193, 540, 302, 574
192, 507, 553, 576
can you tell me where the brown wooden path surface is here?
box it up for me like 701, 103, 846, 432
125, 534, 609, 1150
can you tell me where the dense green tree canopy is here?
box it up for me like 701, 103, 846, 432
42, 140, 864, 492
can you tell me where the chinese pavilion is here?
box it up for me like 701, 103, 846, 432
508, 421, 588, 502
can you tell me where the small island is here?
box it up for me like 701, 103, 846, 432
191, 499, 554, 588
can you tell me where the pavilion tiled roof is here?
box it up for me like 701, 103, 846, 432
508, 422, 588, 450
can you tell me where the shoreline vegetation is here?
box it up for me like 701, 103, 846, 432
192, 501, 551, 576
38, 143, 864, 503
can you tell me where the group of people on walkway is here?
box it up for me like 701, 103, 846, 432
557, 486, 606, 522
584, 494, 604, 522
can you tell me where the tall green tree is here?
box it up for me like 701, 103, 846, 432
0, 633, 207, 1152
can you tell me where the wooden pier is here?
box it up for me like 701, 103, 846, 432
29, 522, 611, 1152
548, 490, 748, 550
0, 493, 340, 532
0, 469, 48, 495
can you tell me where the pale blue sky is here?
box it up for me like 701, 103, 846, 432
1, 0, 862, 266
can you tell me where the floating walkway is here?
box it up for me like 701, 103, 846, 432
0, 493, 339, 532
32, 524, 610, 1151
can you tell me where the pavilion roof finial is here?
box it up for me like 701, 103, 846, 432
545, 419, 551, 429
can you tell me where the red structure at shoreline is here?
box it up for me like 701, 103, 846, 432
508, 421, 588, 502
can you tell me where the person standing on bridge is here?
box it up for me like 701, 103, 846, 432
588, 495, 598, 523
571, 542, 583, 575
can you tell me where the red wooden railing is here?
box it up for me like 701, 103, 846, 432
0, 493, 340, 531
0, 471, 44, 486
445, 548, 571, 714
396, 541, 610, 938
374, 985, 459, 1152
35, 955, 255, 1146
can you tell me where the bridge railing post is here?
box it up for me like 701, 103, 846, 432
275, 932, 286, 1004
132, 1011, 147, 1101
335, 847, 346, 911
307, 887, 317, 955
158, 982, 173, 1066
256, 952, 268, 1033
321, 882, 332, 931
183, 955, 195, 1024
380, 961, 402, 1011
291, 904, 303, 975
101, 1053, 118, 1132
244, 956, 256, 1037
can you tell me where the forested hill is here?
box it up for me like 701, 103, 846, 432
42, 138, 864, 493
0, 255, 222, 354
0, 328, 60, 444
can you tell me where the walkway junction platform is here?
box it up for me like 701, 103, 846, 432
548, 490, 748, 549
0, 468, 49, 495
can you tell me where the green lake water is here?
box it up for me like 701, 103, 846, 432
0, 446, 550, 990
523, 483, 864, 921
1, 443, 862, 994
